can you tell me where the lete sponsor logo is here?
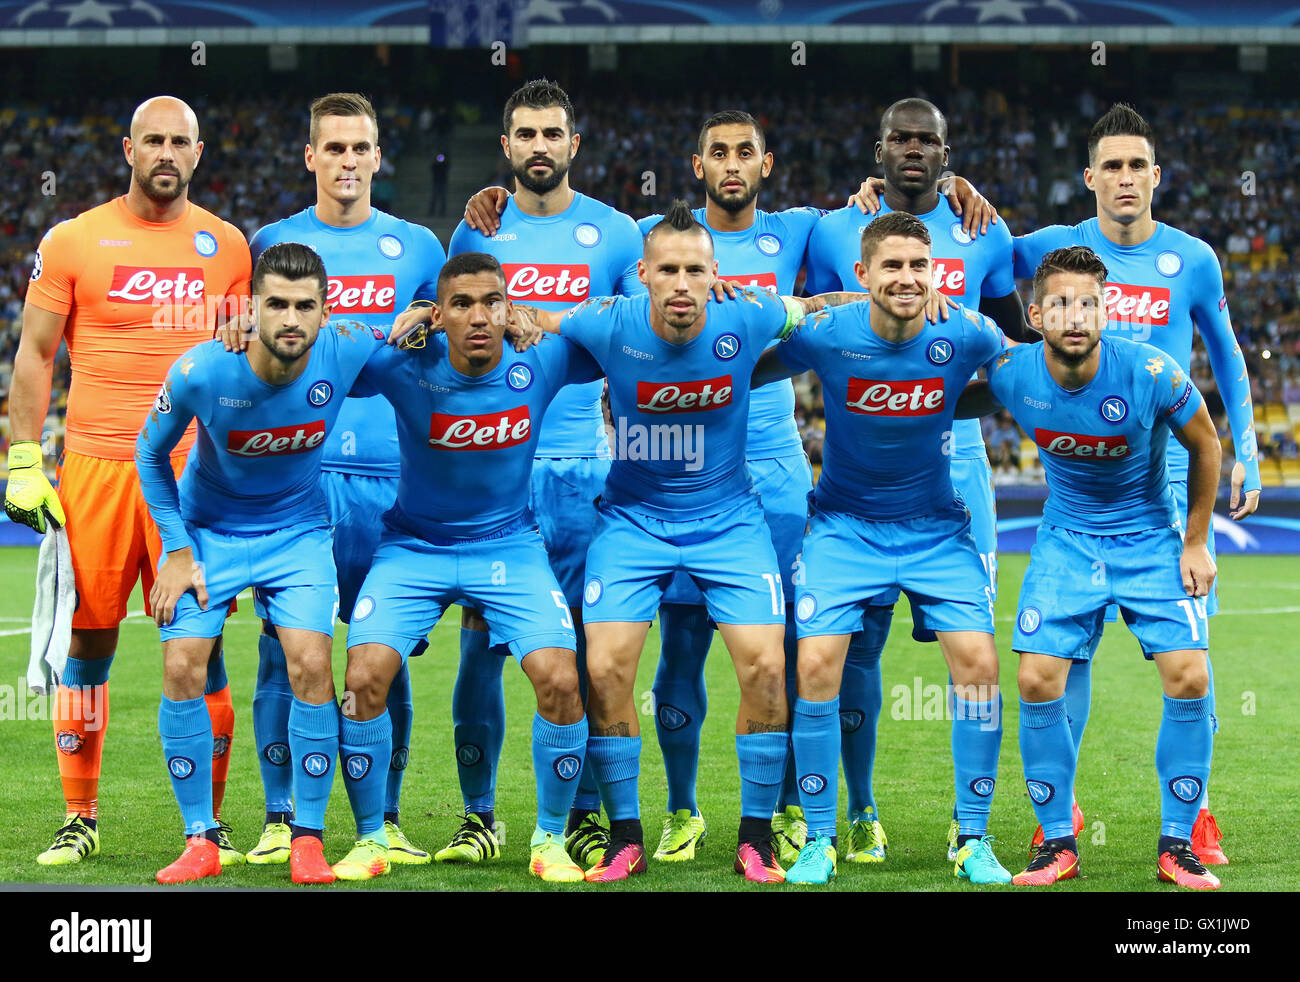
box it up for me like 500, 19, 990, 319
636, 375, 733, 413
227, 420, 326, 457
428, 404, 531, 449
846, 376, 945, 416
502, 263, 591, 303
1104, 282, 1170, 326
325, 275, 396, 313
1033, 428, 1130, 458
107, 266, 205, 303
931, 257, 966, 296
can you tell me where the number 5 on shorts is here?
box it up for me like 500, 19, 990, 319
552, 590, 574, 629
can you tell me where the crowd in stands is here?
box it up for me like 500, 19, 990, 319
2, 87, 1298, 486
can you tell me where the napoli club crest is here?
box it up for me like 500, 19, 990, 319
927, 338, 954, 365
714, 333, 740, 360
308, 381, 333, 407
573, 223, 601, 247
950, 222, 973, 246
377, 234, 404, 259
756, 233, 782, 256
1018, 607, 1042, 635
1156, 251, 1183, 277
507, 363, 533, 390
194, 231, 218, 257
1100, 396, 1128, 424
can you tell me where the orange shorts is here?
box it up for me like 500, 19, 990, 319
56, 450, 186, 630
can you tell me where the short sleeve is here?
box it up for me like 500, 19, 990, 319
26, 220, 81, 315
979, 218, 1017, 297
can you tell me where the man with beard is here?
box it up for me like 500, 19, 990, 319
8, 96, 250, 867
433, 79, 644, 868
804, 98, 1033, 864
959, 245, 1223, 889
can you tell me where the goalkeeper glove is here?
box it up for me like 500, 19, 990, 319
5, 441, 65, 533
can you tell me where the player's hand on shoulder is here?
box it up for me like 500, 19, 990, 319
505, 303, 546, 351
926, 286, 956, 323
1228, 460, 1261, 520
391, 301, 436, 348
1179, 542, 1217, 599
940, 175, 999, 236
150, 548, 208, 627
465, 186, 510, 236
848, 177, 885, 215
216, 300, 254, 353
709, 278, 738, 303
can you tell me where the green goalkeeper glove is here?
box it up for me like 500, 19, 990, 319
5, 441, 65, 533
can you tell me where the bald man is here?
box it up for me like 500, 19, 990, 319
8, 96, 252, 866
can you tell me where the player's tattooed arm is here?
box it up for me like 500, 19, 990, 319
807, 291, 869, 310
591, 722, 632, 737
389, 300, 435, 346
1171, 402, 1222, 597
509, 303, 567, 337
745, 719, 788, 734
954, 379, 1003, 419
465, 186, 511, 236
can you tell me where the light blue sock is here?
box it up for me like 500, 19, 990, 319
253, 632, 294, 815
204, 651, 228, 695
61, 653, 113, 687
340, 711, 391, 845
532, 714, 588, 835
952, 693, 1002, 838
1206, 656, 1218, 734
775, 614, 800, 811
791, 697, 838, 836
572, 625, 603, 814
738, 731, 789, 821
384, 663, 413, 817
652, 603, 711, 815
452, 627, 506, 813
1019, 697, 1076, 840
586, 736, 641, 821
158, 695, 216, 836
842, 604, 890, 820
1064, 658, 1092, 760
289, 699, 339, 832
1156, 694, 1213, 840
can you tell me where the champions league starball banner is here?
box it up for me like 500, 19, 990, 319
0, 1, 1295, 32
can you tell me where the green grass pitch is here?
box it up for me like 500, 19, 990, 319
0, 548, 1295, 891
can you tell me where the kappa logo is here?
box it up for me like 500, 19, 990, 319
153, 386, 172, 415
212, 734, 231, 759
391, 747, 409, 770
799, 773, 827, 795
302, 753, 331, 777
56, 730, 85, 755
1169, 775, 1203, 803
1018, 607, 1042, 635
377, 234, 404, 259
839, 709, 865, 733
1100, 396, 1128, 424
308, 381, 333, 407
969, 777, 995, 798
344, 753, 372, 781
168, 756, 195, 780
657, 704, 690, 731
553, 755, 582, 781
796, 594, 817, 623
714, 333, 740, 361
756, 233, 782, 256
352, 595, 375, 621
456, 744, 483, 767
927, 338, 954, 366
194, 231, 218, 257
584, 578, 604, 607
264, 742, 290, 766
573, 223, 601, 247
1026, 779, 1055, 805
507, 364, 533, 391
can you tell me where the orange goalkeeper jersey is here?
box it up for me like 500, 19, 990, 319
26, 196, 251, 460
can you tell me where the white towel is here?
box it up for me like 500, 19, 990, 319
26, 525, 75, 695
